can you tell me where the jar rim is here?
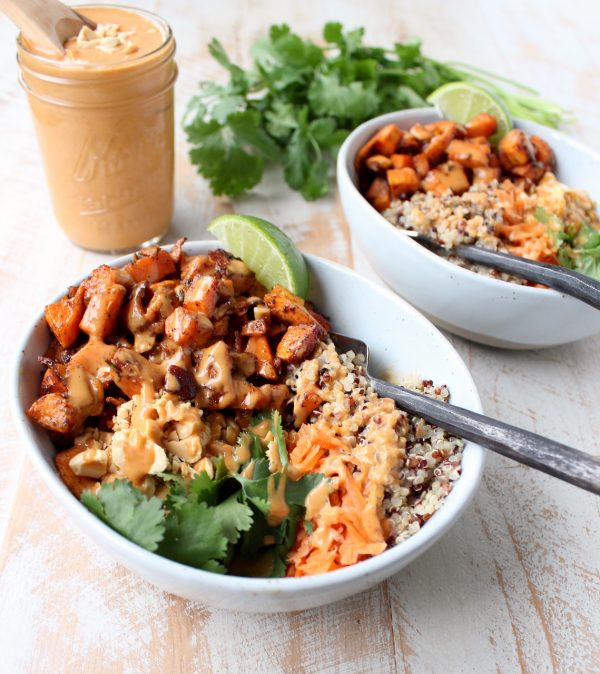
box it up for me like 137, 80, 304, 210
17, 4, 173, 71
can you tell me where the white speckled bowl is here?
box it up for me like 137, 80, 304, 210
13, 241, 484, 612
337, 108, 600, 349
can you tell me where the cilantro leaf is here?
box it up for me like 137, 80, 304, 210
212, 494, 254, 544
81, 481, 165, 552
159, 501, 229, 571
185, 110, 279, 196
308, 73, 380, 125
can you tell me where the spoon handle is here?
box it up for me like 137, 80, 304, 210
372, 377, 600, 495
455, 244, 600, 311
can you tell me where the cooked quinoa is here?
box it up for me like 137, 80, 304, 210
287, 341, 463, 551
383, 172, 600, 284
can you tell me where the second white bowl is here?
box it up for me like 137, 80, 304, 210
337, 108, 600, 349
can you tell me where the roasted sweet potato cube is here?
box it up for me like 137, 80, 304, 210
125, 247, 176, 284
366, 177, 392, 212
44, 286, 85, 348
355, 135, 378, 170
423, 124, 458, 162
397, 133, 421, 154
276, 324, 321, 364
466, 113, 497, 138
69, 340, 117, 385
472, 166, 501, 185
165, 306, 213, 348
530, 135, 555, 170
241, 319, 268, 336
293, 389, 323, 427
55, 446, 98, 497
79, 284, 126, 339
372, 124, 403, 155
498, 129, 536, 170
184, 274, 219, 317
110, 347, 165, 398
511, 163, 545, 182
413, 153, 430, 178
447, 139, 491, 168
245, 335, 278, 380
169, 237, 187, 265
386, 167, 420, 197
40, 366, 67, 396
27, 393, 79, 434
422, 162, 469, 195
264, 285, 327, 337
390, 154, 413, 169
365, 155, 393, 173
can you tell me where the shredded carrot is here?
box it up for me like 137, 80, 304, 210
287, 422, 387, 576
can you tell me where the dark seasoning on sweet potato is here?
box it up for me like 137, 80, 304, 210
27, 241, 328, 497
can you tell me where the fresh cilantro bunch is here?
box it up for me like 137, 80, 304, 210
81, 411, 323, 577
184, 22, 567, 200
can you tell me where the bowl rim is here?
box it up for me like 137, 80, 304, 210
12, 241, 485, 594
337, 106, 600, 302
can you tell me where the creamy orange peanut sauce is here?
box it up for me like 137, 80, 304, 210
17, 6, 176, 252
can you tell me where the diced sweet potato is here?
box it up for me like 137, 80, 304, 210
466, 113, 498, 138
366, 177, 392, 212
55, 446, 98, 497
423, 124, 459, 162
511, 163, 545, 182
241, 319, 268, 336
184, 275, 219, 317
498, 129, 536, 170
390, 154, 413, 169
412, 153, 430, 178
447, 139, 491, 168
79, 284, 126, 339
365, 155, 393, 172
165, 306, 213, 347
110, 347, 165, 398
530, 135, 555, 170
386, 167, 420, 197
69, 340, 117, 385
245, 335, 278, 380
397, 134, 421, 154
293, 388, 323, 427
276, 324, 321, 364
264, 285, 327, 337
27, 393, 79, 434
124, 247, 176, 284
372, 124, 403, 155
472, 166, 501, 185
169, 237, 187, 265
40, 366, 67, 396
44, 286, 85, 348
422, 162, 469, 195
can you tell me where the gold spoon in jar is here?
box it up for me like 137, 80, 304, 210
0, 0, 96, 54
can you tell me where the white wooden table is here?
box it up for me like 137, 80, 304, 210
1, 1, 599, 672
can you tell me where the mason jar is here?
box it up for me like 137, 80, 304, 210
17, 6, 177, 253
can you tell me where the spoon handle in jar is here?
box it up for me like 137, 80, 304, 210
0, 0, 94, 53
372, 377, 600, 495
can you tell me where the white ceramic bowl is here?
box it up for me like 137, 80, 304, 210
13, 241, 484, 612
337, 108, 600, 349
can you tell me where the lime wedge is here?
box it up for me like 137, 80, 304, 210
208, 214, 309, 298
427, 82, 512, 144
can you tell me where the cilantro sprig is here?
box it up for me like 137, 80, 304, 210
184, 22, 567, 200
80, 412, 324, 577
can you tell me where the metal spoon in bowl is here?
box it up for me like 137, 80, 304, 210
330, 332, 600, 495
405, 232, 600, 311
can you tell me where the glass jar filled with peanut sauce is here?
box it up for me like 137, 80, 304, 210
17, 6, 177, 253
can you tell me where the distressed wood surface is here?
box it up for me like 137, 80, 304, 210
1, 1, 599, 672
